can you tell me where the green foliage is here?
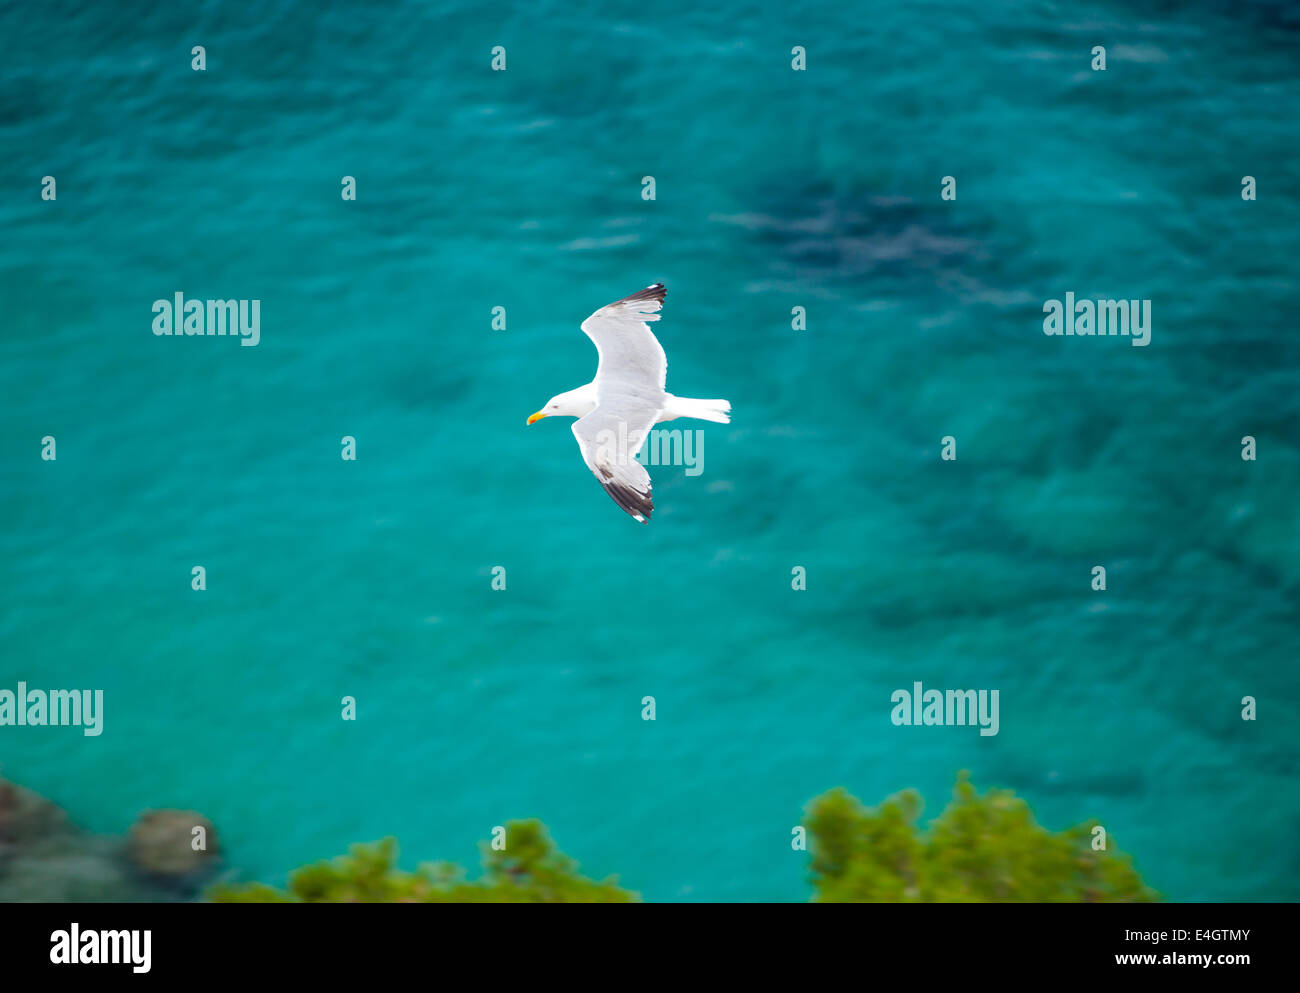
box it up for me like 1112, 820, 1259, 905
805, 771, 1158, 902
210, 775, 1158, 903
209, 820, 637, 903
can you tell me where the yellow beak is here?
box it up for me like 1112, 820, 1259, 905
527, 411, 547, 425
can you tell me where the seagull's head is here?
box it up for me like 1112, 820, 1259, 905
527, 386, 596, 425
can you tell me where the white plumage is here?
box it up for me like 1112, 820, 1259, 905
527, 284, 731, 523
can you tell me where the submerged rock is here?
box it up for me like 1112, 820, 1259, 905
128, 810, 219, 881
0, 776, 219, 902
0, 778, 70, 844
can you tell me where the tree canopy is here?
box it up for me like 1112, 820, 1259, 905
209, 773, 1157, 902
208, 820, 637, 903
806, 772, 1157, 902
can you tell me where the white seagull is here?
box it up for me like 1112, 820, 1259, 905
527, 283, 731, 523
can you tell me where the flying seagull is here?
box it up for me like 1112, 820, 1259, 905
527, 283, 731, 523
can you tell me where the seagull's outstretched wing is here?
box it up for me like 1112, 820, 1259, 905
571, 398, 660, 523
580, 283, 668, 393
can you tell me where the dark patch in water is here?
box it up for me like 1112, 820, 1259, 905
1143, 0, 1300, 36
725, 178, 998, 296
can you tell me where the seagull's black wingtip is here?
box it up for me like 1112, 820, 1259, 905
617, 283, 666, 306
601, 479, 654, 523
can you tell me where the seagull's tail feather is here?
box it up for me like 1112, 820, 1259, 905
666, 396, 731, 424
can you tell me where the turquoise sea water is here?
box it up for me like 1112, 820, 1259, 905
2, 0, 1298, 901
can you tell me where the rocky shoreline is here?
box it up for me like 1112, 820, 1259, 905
0, 776, 220, 902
